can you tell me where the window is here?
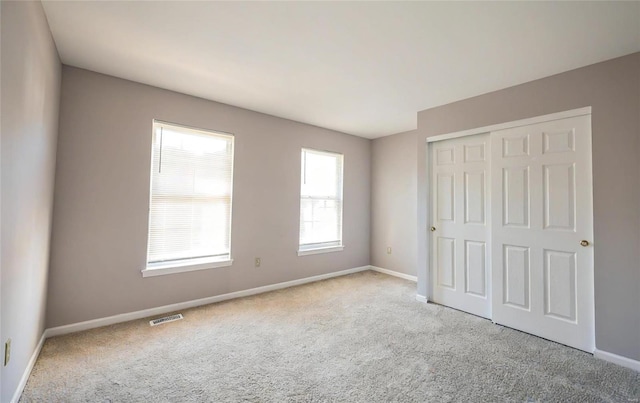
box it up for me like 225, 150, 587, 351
143, 121, 234, 277
299, 148, 344, 255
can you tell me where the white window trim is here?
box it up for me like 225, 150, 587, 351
297, 245, 345, 256
143, 120, 235, 278
142, 257, 233, 278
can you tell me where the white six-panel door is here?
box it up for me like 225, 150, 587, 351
490, 115, 594, 352
430, 134, 491, 319
429, 113, 594, 352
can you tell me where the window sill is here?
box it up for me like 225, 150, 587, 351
297, 245, 344, 256
142, 258, 233, 278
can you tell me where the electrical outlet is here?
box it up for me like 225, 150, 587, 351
255, 257, 261, 267
4, 338, 11, 366
387, 247, 392, 254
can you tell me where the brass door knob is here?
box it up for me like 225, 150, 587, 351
430, 226, 436, 232
580, 240, 590, 247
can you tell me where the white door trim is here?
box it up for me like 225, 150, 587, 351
426, 107, 592, 143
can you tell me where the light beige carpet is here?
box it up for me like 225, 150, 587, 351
21, 271, 639, 402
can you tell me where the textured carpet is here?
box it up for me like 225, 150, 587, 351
21, 271, 639, 402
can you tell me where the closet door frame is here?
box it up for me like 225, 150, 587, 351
424, 107, 593, 330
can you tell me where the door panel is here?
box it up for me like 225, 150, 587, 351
437, 173, 455, 221
431, 134, 491, 318
464, 171, 485, 224
465, 241, 486, 297
543, 164, 575, 230
437, 147, 455, 165
502, 134, 529, 157
464, 143, 485, 162
543, 130, 574, 154
543, 250, 576, 321
437, 237, 456, 288
503, 167, 530, 227
503, 244, 530, 309
491, 115, 594, 352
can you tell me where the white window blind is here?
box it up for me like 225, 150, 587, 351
299, 148, 343, 251
147, 121, 234, 267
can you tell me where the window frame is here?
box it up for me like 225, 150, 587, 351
142, 120, 235, 277
298, 147, 345, 256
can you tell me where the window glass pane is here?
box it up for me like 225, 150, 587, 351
147, 122, 234, 264
299, 148, 343, 249
302, 152, 338, 198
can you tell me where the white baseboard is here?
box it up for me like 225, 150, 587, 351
370, 266, 417, 282
415, 294, 428, 303
45, 265, 371, 338
594, 349, 640, 372
10, 332, 46, 403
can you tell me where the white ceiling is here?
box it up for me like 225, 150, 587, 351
42, 1, 640, 139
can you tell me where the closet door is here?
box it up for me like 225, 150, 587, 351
490, 115, 594, 352
430, 134, 490, 319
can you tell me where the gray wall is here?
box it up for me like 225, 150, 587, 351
371, 130, 418, 276
1, 1, 61, 401
46, 67, 371, 328
415, 52, 640, 361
